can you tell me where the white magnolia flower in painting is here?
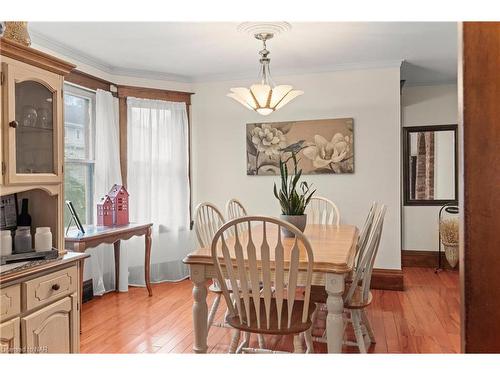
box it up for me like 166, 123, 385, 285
303, 133, 351, 168
250, 124, 287, 157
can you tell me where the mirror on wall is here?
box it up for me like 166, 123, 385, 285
403, 125, 458, 206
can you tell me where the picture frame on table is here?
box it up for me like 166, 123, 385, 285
65, 200, 85, 235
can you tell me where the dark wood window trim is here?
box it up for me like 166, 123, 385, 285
117, 85, 194, 224
65, 69, 113, 92
117, 85, 193, 104
64, 70, 195, 225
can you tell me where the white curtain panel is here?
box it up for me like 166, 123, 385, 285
124, 97, 192, 286
85, 89, 122, 295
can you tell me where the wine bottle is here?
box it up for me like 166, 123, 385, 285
17, 198, 32, 227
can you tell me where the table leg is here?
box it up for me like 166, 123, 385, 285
114, 240, 121, 292
325, 273, 345, 353
145, 227, 152, 296
191, 264, 208, 353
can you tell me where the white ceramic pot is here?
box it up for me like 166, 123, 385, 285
35, 227, 52, 252
1, 230, 12, 256
279, 214, 307, 238
443, 242, 459, 269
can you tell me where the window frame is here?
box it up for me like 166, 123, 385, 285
63, 82, 96, 225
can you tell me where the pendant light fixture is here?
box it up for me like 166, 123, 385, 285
227, 25, 303, 116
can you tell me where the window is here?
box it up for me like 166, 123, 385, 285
63, 84, 96, 227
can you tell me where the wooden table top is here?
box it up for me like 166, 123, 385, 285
65, 223, 152, 242
183, 224, 358, 274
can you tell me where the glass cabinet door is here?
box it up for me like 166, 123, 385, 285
4, 61, 62, 184
15, 80, 55, 174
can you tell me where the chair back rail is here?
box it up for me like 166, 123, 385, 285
194, 202, 226, 248
211, 216, 314, 330
345, 205, 386, 306
306, 196, 340, 226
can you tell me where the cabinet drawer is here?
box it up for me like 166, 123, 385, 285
23, 266, 77, 311
0, 285, 21, 322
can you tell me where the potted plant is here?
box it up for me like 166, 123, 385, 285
440, 218, 459, 268
273, 147, 316, 237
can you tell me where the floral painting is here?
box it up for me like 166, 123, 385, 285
246, 118, 354, 175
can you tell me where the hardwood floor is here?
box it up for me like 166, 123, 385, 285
80, 267, 460, 353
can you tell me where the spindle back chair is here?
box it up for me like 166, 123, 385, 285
211, 216, 317, 353
306, 196, 340, 226
194, 202, 226, 248
355, 201, 377, 269
344, 204, 386, 353
225, 198, 249, 236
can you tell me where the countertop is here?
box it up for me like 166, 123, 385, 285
0, 251, 89, 285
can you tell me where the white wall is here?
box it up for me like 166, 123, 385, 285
192, 67, 402, 269
402, 84, 458, 251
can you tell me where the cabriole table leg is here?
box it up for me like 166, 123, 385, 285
145, 227, 152, 296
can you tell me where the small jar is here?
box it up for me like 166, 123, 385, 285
35, 227, 52, 252
1, 230, 12, 256
14, 226, 32, 253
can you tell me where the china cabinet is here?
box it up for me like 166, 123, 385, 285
0, 38, 81, 354
0, 37, 75, 253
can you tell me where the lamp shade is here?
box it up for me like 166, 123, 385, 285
227, 84, 303, 116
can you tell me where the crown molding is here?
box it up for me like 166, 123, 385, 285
30, 31, 412, 85
191, 59, 404, 83
30, 30, 192, 83
30, 30, 114, 73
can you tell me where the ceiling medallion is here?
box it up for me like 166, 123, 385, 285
227, 23, 303, 116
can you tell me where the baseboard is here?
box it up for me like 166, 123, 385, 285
82, 279, 94, 303
401, 249, 457, 270
371, 268, 404, 291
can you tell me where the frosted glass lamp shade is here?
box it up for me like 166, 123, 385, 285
250, 84, 271, 107
275, 89, 304, 110
227, 84, 303, 115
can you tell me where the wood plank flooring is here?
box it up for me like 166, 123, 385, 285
80, 267, 460, 353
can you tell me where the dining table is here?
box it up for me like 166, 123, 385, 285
183, 222, 359, 354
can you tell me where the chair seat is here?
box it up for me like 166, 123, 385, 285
226, 297, 316, 335
309, 285, 372, 309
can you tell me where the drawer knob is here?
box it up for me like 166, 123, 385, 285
9, 120, 18, 128
51, 284, 60, 291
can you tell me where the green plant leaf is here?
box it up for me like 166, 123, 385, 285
272, 148, 316, 216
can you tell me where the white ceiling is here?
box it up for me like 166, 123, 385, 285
29, 22, 457, 85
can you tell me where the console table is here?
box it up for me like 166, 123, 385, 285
65, 223, 154, 310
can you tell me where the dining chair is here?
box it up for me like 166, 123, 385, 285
225, 198, 248, 220
306, 196, 340, 226
211, 216, 317, 353
225, 198, 249, 237
355, 201, 377, 269
343, 204, 386, 353
310, 203, 386, 353
193, 202, 228, 331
